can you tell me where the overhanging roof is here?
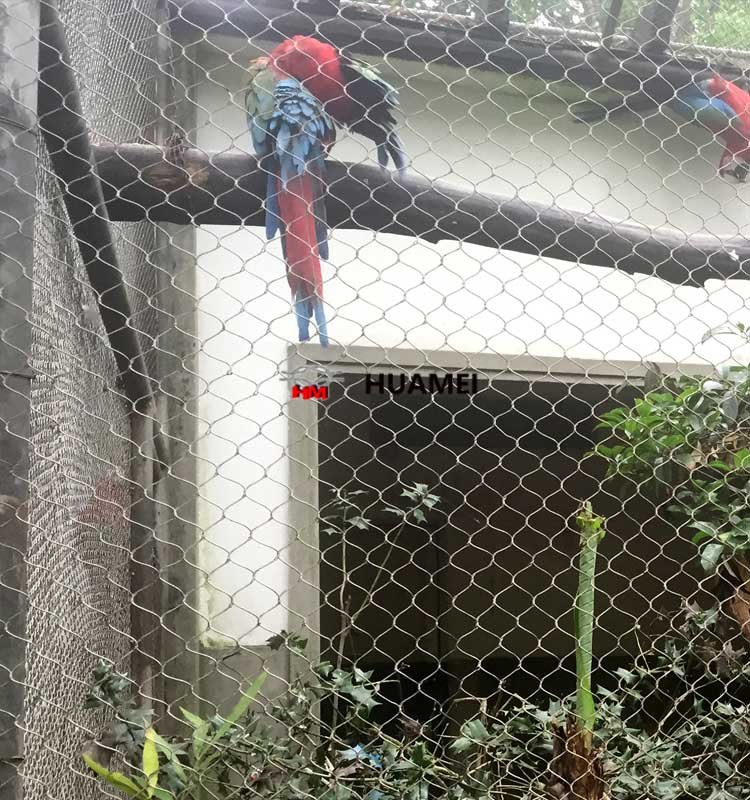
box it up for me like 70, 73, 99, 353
169, 0, 750, 101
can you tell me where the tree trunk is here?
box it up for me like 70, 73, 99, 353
547, 718, 608, 800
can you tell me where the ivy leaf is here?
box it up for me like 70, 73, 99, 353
715, 757, 733, 776
384, 507, 405, 517
450, 736, 474, 753
615, 667, 637, 685
347, 683, 379, 712
460, 719, 490, 744
700, 542, 724, 574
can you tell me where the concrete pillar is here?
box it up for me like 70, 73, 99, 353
0, 1, 40, 798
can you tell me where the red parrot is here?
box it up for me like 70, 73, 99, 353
268, 35, 407, 172
702, 75, 750, 180
245, 37, 407, 346
572, 72, 750, 182
246, 63, 335, 345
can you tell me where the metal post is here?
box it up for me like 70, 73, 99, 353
0, 1, 40, 799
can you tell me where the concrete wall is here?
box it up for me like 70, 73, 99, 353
189, 38, 750, 656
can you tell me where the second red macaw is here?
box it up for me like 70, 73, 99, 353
701, 75, 750, 181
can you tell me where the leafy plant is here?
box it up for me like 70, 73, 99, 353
82, 654, 531, 800
457, 600, 750, 800
321, 482, 441, 731
594, 346, 750, 640
84, 661, 266, 800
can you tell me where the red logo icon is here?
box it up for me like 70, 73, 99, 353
291, 384, 329, 400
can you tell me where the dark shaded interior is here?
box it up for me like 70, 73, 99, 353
316, 373, 701, 733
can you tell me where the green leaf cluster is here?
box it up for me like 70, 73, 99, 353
595, 361, 750, 576
458, 603, 750, 800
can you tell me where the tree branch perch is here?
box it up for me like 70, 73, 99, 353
93, 143, 750, 287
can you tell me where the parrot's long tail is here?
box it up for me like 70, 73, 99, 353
277, 174, 329, 347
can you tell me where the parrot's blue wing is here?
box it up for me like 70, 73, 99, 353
258, 77, 334, 347
268, 78, 334, 253
671, 86, 738, 131
269, 79, 335, 183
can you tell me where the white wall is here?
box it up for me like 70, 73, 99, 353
193, 47, 750, 646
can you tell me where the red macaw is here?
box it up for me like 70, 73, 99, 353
571, 73, 750, 182
268, 35, 407, 172
701, 75, 750, 180
246, 60, 335, 346
245, 37, 407, 347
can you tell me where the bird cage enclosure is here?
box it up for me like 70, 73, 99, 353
4, 1, 750, 800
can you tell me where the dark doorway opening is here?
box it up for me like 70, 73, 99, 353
316, 373, 697, 735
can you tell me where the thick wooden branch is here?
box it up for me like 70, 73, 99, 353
169, 0, 744, 97
93, 143, 750, 287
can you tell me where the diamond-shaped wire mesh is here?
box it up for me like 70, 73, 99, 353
4, 1, 750, 800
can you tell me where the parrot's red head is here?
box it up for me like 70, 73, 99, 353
270, 36, 347, 110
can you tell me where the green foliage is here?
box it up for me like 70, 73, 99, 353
84, 482, 448, 800
83, 655, 544, 800
85, 661, 268, 800
595, 355, 750, 577
679, 0, 750, 49
450, 605, 750, 800
85, 661, 154, 759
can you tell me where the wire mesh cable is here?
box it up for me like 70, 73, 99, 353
2, 2, 750, 800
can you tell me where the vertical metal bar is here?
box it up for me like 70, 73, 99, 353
0, 1, 40, 799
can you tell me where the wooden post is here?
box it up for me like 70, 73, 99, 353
473, 0, 510, 39
601, 0, 624, 49
634, 0, 681, 52
0, 2, 40, 799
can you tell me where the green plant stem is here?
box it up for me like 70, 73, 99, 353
347, 509, 414, 635
574, 502, 605, 746
331, 500, 352, 742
